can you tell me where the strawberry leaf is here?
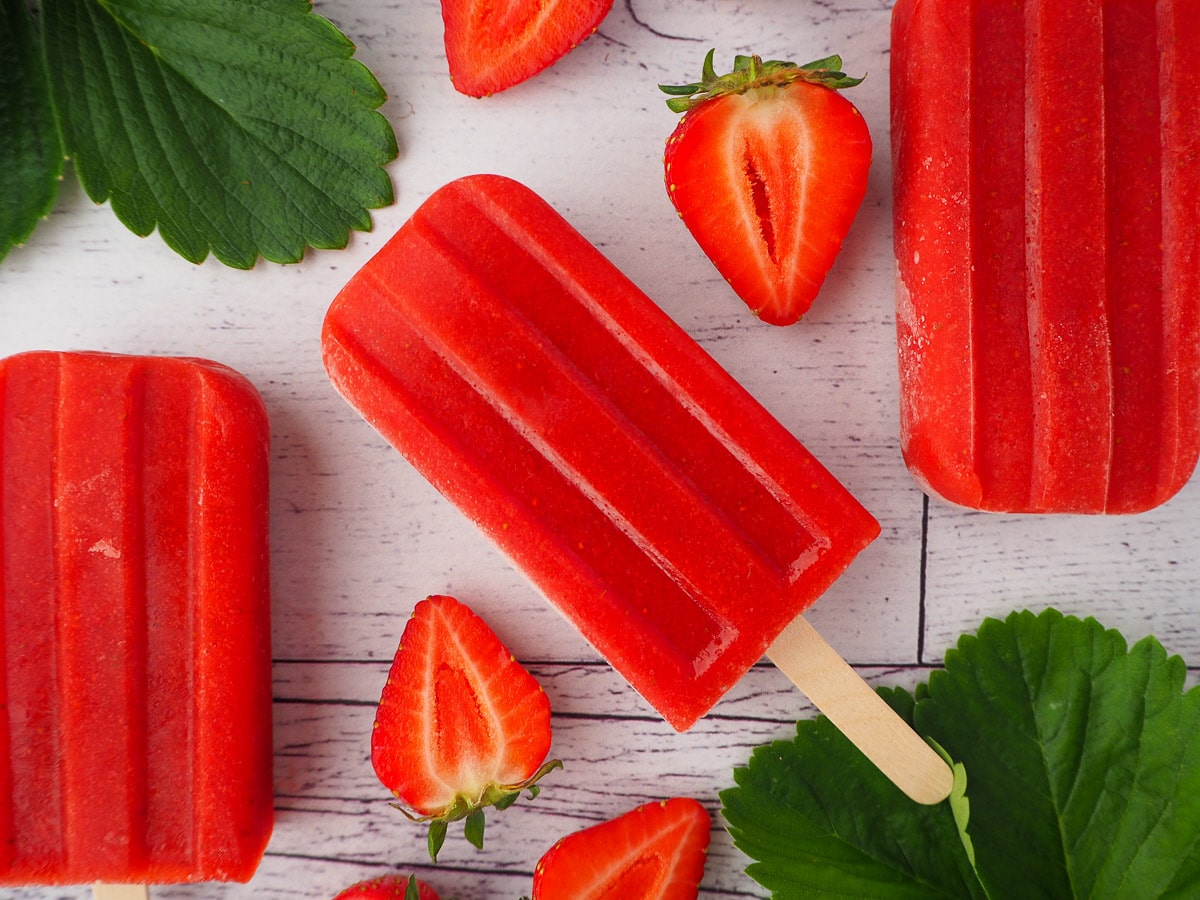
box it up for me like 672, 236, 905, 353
40, 0, 397, 268
721, 688, 986, 898
918, 609, 1200, 898
722, 609, 1200, 898
1, 0, 64, 262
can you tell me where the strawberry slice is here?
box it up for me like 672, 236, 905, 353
661, 51, 873, 326
332, 874, 440, 900
371, 595, 560, 860
531, 798, 712, 899
441, 0, 613, 97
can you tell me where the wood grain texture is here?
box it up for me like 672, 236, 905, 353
766, 617, 953, 804
1, 0, 1197, 896
91, 888, 148, 900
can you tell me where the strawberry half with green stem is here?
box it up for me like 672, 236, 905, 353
531, 798, 711, 899
332, 874, 440, 900
442, 0, 614, 97
371, 595, 561, 861
661, 50, 873, 326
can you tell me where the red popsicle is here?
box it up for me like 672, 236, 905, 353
892, 0, 1200, 514
323, 174, 953, 803
0, 351, 274, 889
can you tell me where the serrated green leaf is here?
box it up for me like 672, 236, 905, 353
0, 0, 64, 262
41, 0, 397, 268
725, 609, 1200, 899
917, 609, 1200, 899
721, 687, 987, 899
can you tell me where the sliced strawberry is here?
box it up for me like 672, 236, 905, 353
372, 594, 559, 861
332, 873, 440, 900
531, 798, 711, 899
441, 0, 613, 97
662, 51, 873, 326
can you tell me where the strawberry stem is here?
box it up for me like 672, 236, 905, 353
659, 48, 865, 112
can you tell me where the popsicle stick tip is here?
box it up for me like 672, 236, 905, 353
766, 616, 954, 805
905, 754, 955, 806
92, 883, 150, 900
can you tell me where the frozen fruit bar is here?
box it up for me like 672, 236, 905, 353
322, 174, 880, 732
891, 0, 1200, 513
0, 351, 273, 886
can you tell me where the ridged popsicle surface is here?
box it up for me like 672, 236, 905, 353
0, 351, 273, 885
892, 0, 1200, 513
322, 174, 880, 731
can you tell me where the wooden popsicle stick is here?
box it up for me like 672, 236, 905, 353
765, 615, 954, 805
93, 885, 149, 900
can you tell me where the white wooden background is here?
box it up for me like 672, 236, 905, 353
3, 1, 1198, 897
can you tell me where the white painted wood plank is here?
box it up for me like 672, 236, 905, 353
923, 475, 1200, 664
3, 0, 1196, 897
267, 663, 933, 900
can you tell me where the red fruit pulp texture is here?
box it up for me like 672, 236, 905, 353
665, 80, 872, 326
371, 595, 552, 815
333, 873, 441, 899
0, 351, 273, 885
892, 0, 1200, 513
442, 0, 612, 96
531, 797, 711, 899
322, 174, 879, 731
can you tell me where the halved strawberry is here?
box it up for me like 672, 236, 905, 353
371, 595, 560, 861
442, 0, 614, 97
332, 874, 440, 900
661, 51, 873, 325
531, 798, 711, 899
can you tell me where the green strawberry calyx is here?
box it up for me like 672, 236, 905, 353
660, 48, 864, 113
391, 759, 563, 862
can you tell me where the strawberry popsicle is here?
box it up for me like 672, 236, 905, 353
891, 0, 1200, 514
0, 351, 274, 888
323, 174, 953, 803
